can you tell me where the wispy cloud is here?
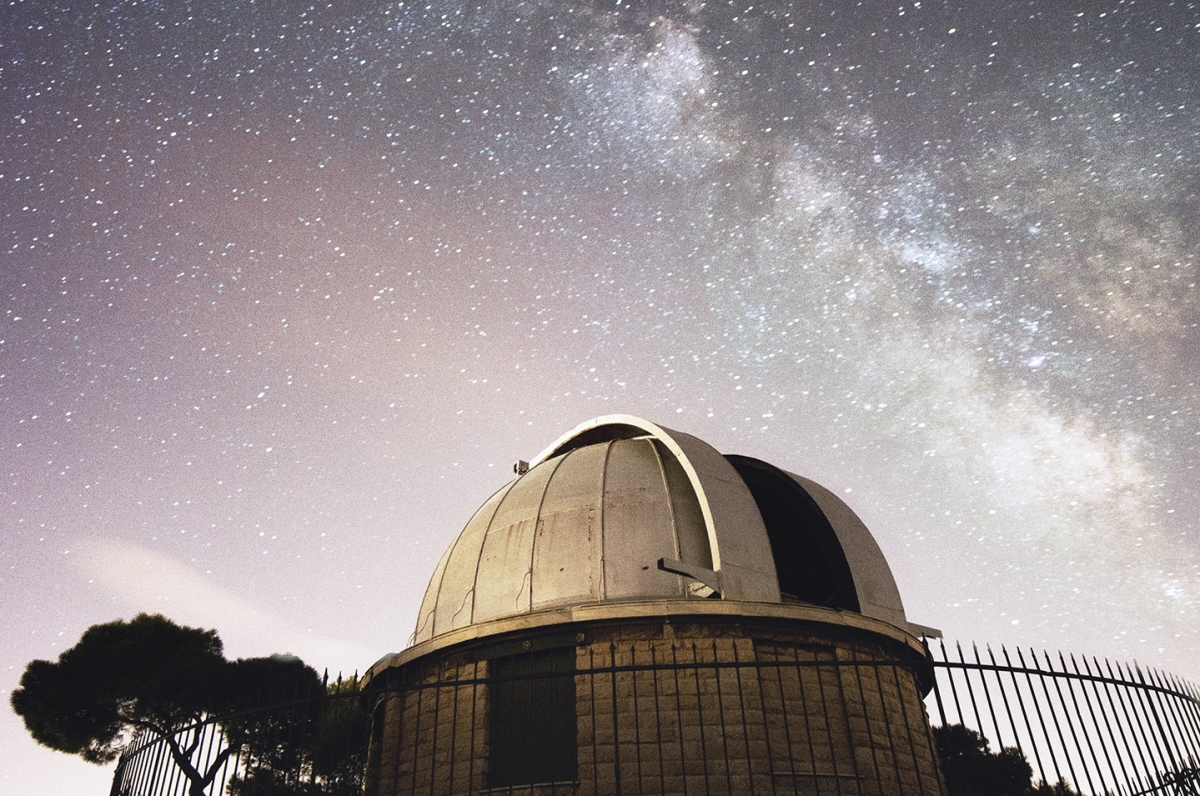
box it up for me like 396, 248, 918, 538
73, 539, 375, 675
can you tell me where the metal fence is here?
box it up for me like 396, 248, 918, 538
111, 642, 1200, 796
111, 673, 369, 796
927, 640, 1200, 796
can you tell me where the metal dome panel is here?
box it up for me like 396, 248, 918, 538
601, 438, 689, 599
473, 458, 559, 625
429, 483, 509, 638
529, 441, 605, 610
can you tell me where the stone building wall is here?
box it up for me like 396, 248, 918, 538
574, 621, 944, 796
364, 618, 946, 796
367, 657, 491, 796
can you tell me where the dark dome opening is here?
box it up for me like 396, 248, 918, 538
725, 455, 860, 612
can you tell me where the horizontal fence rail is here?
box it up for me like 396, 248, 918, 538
112, 642, 1200, 796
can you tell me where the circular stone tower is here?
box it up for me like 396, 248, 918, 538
363, 416, 945, 796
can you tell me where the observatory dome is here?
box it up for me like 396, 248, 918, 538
412, 415, 918, 645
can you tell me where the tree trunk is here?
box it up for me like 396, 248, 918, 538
157, 729, 232, 796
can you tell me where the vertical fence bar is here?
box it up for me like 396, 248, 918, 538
752, 644, 780, 795
930, 640, 950, 728
155, 736, 170, 796
215, 724, 236, 796
132, 737, 149, 796
119, 735, 137, 796
468, 662, 480, 795
651, 645, 668, 796
1168, 669, 1200, 767
118, 735, 137, 796
972, 643, 1004, 750
999, 645, 1047, 782
407, 671, 424, 796
1143, 664, 1192, 783
589, 647, 602, 796
1059, 652, 1105, 795
1128, 661, 1174, 781
731, 641, 757, 796
691, 641, 712, 796
445, 663, 459, 796
396, 686, 415, 796
669, 643, 690, 796
1019, 646, 1069, 786
956, 641, 986, 738
870, 654, 905, 796
1086, 654, 1139, 791
1146, 667, 1189, 780
1037, 648, 1083, 791
1160, 675, 1199, 778
629, 644, 644, 791
708, 641, 733, 796
161, 730, 182, 796
785, 643, 809, 796
1109, 657, 1162, 781
943, 641, 967, 729
1165, 671, 1200, 758
612, 641, 625, 796
427, 661, 443, 796
148, 734, 167, 796
814, 645, 851, 791
197, 718, 222, 795
986, 644, 1022, 766
161, 734, 176, 796
136, 737, 154, 796
891, 659, 932, 796
848, 647, 885, 794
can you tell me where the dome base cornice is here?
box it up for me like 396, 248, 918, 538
366, 598, 930, 685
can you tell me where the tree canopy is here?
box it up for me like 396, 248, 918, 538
933, 724, 1081, 796
10, 613, 324, 796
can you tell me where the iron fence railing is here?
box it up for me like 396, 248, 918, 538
111, 672, 368, 796
111, 641, 1200, 796
927, 641, 1200, 796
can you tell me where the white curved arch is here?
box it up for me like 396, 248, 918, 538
533, 415, 719, 564
533, 415, 780, 602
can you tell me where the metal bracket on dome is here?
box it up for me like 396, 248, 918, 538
658, 558, 722, 599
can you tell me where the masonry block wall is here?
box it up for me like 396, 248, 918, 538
366, 657, 491, 795
364, 618, 946, 796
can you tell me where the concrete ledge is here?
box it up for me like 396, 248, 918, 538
365, 598, 928, 686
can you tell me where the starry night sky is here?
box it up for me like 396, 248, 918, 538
2, 0, 1197, 792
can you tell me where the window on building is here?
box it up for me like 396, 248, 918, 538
489, 646, 577, 787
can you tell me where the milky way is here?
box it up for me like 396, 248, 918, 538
2, 1, 1197, 792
